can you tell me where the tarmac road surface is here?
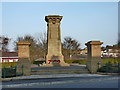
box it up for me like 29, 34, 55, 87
2, 74, 119, 88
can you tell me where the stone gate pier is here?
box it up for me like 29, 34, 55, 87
42, 15, 69, 67
85, 41, 103, 73
17, 41, 31, 76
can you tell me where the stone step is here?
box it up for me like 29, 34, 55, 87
31, 69, 89, 72
31, 69, 89, 75
31, 71, 89, 75
31, 64, 90, 75
31, 72, 89, 75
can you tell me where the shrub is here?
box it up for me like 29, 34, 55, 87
64, 59, 86, 64
65, 58, 119, 65
1, 62, 17, 68
101, 58, 119, 64
33, 61, 46, 65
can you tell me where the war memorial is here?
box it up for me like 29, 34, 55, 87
2, 15, 119, 89
16, 15, 103, 75
42, 15, 69, 67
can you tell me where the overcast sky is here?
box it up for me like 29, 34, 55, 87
2, 2, 118, 51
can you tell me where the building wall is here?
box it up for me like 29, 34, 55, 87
0, 57, 18, 63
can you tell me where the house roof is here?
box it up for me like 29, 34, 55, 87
101, 47, 106, 51
2, 52, 18, 57
106, 46, 113, 49
106, 45, 118, 49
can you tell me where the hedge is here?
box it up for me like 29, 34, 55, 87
65, 58, 119, 65
33, 61, 46, 65
1, 62, 17, 68
64, 59, 86, 64
101, 58, 119, 64
1, 58, 119, 67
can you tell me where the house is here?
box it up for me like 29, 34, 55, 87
0, 52, 18, 63
81, 46, 119, 58
101, 45, 119, 57
80, 47, 87, 56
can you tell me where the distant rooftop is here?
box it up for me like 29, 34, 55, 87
2, 52, 18, 57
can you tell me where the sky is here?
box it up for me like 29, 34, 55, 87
2, 2, 118, 51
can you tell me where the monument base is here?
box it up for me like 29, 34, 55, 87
41, 63, 70, 67
41, 54, 70, 67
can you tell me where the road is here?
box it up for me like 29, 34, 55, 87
2, 75, 119, 88
26, 79, 118, 88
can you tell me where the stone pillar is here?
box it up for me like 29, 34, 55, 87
85, 41, 103, 73
17, 41, 31, 76
42, 15, 69, 67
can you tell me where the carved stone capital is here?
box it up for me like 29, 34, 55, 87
45, 15, 63, 24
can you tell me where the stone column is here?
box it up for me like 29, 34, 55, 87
17, 41, 31, 76
42, 15, 69, 67
85, 41, 103, 73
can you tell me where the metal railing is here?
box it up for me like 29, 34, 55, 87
2, 65, 24, 78
97, 62, 120, 73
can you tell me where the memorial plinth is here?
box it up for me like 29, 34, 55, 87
42, 15, 69, 67
85, 41, 103, 73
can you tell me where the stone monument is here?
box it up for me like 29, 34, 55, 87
42, 15, 69, 67
85, 41, 103, 73
17, 41, 31, 76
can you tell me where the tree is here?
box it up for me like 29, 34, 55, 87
14, 32, 47, 63
62, 37, 80, 59
14, 35, 40, 63
34, 32, 47, 59
0, 36, 10, 52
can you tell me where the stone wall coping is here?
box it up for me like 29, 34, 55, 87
85, 41, 103, 46
17, 41, 31, 45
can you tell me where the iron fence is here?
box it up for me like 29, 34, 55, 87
2, 64, 24, 78
97, 62, 120, 73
